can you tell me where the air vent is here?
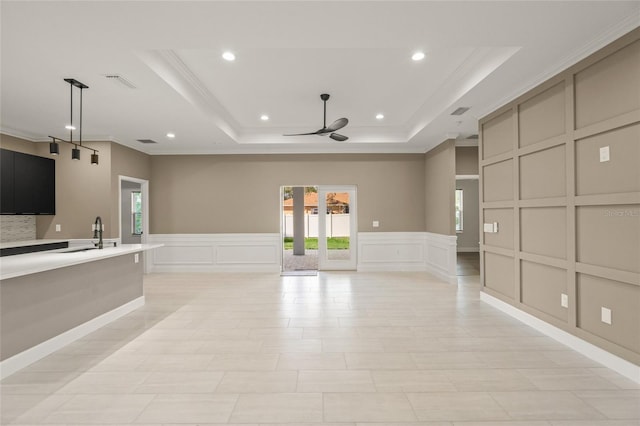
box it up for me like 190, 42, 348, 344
137, 139, 158, 144
451, 107, 470, 116
468, 134, 479, 139
104, 74, 137, 89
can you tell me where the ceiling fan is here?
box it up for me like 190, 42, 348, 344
284, 93, 349, 141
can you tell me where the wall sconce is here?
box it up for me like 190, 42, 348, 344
91, 151, 99, 165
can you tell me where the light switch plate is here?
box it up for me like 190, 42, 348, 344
55, 224, 61, 232
372, 221, 379, 228
601, 307, 612, 325
600, 146, 610, 162
134, 253, 139, 264
483, 223, 495, 233
561, 293, 568, 308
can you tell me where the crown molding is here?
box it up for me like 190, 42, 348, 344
476, 12, 640, 119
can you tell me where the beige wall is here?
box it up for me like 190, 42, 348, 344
0, 134, 39, 155
109, 143, 152, 237
1, 135, 151, 240
149, 154, 426, 234
424, 139, 456, 235
479, 28, 640, 364
455, 146, 479, 175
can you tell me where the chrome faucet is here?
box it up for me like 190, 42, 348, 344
93, 216, 103, 249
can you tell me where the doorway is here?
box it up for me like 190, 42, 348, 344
281, 185, 357, 272
455, 176, 480, 276
119, 176, 149, 270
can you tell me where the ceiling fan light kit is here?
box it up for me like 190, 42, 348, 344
284, 93, 349, 142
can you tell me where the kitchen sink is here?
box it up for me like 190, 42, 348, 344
60, 247, 98, 253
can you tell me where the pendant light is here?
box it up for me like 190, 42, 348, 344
48, 78, 99, 165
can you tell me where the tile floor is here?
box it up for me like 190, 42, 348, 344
1, 271, 638, 425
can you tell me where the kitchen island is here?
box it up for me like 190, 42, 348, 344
0, 243, 161, 378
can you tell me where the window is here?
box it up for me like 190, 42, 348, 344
455, 189, 463, 232
131, 191, 143, 235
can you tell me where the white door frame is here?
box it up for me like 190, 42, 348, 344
118, 175, 150, 273
318, 185, 357, 270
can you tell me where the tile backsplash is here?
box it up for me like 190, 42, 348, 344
0, 215, 36, 242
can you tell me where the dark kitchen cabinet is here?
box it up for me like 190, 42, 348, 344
0, 149, 15, 213
1, 149, 55, 215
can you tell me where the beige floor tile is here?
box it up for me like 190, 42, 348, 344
229, 393, 323, 423
135, 353, 214, 371
518, 368, 621, 390
55, 372, 149, 394
276, 352, 347, 370
44, 394, 155, 424
261, 338, 322, 353
215, 371, 297, 393
2, 271, 634, 425
1, 394, 73, 424
411, 351, 488, 369
197, 339, 264, 354
444, 368, 537, 391
324, 392, 417, 422
550, 420, 640, 425
134, 394, 239, 423
322, 338, 385, 352
588, 368, 640, 390
297, 370, 375, 392
134, 371, 224, 393
490, 391, 607, 420
372, 369, 456, 392
345, 352, 418, 369
407, 391, 511, 421
207, 353, 280, 371
453, 422, 550, 426
572, 390, 640, 419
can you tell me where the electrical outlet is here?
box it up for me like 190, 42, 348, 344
561, 293, 568, 308
55, 224, 61, 232
599, 146, 610, 162
372, 221, 379, 228
601, 307, 612, 325
134, 253, 139, 264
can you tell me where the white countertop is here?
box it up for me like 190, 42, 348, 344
0, 244, 162, 280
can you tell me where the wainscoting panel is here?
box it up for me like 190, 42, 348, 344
149, 232, 458, 283
358, 232, 457, 284
147, 234, 281, 272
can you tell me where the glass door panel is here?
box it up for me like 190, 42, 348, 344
318, 186, 357, 270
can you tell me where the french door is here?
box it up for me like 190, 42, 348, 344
317, 186, 357, 270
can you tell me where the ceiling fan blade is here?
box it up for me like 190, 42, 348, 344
330, 133, 348, 142
326, 117, 349, 132
283, 131, 322, 136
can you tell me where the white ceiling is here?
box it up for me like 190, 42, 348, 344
1, 1, 638, 155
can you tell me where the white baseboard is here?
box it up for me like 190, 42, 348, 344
481, 292, 640, 384
148, 234, 281, 273
0, 296, 145, 380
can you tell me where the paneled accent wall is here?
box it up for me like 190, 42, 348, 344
479, 29, 640, 365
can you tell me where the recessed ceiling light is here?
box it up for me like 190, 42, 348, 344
412, 52, 425, 61
260, 115, 269, 121
166, 132, 175, 138
375, 113, 384, 120
65, 125, 76, 130
222, 51, 236, 61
